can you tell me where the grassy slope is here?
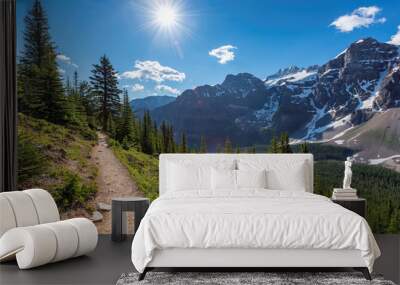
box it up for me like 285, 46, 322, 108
18, 114, 98, 211
110, 140, 159, 201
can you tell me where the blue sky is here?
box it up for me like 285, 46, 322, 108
17, 0, 400, 99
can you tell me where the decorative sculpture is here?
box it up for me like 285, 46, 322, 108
343, 156, 353, 190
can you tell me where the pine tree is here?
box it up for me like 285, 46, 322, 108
168, 125, 176, 153
67, 71, 88, 127
300, 141, 309, 153
179, 133, 188, 153
134, 119, 142, 152
73, 70, 79, 93
279, 132, 292, 153
79, 80, 97, 129
116, 89, 137, 148
121, 136, 130, 150
223, 138, 233, 153
106, 115, 116, 138
155, 127, 163, 154
141, 111, 155, 154
160, 121, 168, 153
199, 136, 207, 153
18, 0, 69, 124
90, 55, 121, 131
153, 121, 161, 154
160, 123, 177, 153
65, 76, 71, 96
268, 136, 279, 153
236, 146, 241, 153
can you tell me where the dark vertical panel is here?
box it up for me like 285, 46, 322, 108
134, 200, 149, 234
112, 200, 123, 241
0, 0, 17, 192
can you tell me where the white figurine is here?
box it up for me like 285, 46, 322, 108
343, 156, 353, 189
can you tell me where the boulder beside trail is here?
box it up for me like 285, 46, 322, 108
91, 211, 103, 222
97, 202, 111, 211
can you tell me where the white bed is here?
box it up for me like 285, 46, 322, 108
131, 154, 380, 280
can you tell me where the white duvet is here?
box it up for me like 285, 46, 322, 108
131, 190, 380, 273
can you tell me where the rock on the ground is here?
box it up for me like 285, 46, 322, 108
91, 211, 103, 222
97, 202, 111, 211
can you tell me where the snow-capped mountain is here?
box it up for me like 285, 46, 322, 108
262, 37, 400, 141
264, 65, 319, 87
151, 38, 400, 148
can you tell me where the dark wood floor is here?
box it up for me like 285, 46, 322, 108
0, 235, 399, 285
0, 235, 134, 285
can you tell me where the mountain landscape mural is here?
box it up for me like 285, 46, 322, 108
150, 38, 400, 163
16, 0, 400, 234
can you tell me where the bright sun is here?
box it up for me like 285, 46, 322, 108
142, 0, 191, 54
155, 5, 178, 28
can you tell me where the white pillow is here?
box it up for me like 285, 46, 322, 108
267, 162, 306, 191
236, 169, 267, 189
167, 163, 211, 191
211, 168, 237, 191
238, 159, 307, 191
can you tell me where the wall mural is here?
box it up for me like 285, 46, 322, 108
17, 0, 400, 234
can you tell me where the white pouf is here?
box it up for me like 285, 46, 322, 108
0, 189, 98, 269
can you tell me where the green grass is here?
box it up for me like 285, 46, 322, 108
109, 139, 159, 201
17, 113, 98, 211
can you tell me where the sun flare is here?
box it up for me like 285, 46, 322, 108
155, 5, 178, 28
139, 0, 193, 57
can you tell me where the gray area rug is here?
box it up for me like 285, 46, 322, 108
116, 272, 395, 285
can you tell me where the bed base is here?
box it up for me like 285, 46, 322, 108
138, 248, 372, 281
138, 267, 371, 281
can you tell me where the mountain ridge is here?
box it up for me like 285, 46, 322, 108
130, 95, 176, 117
151, 38, 400, 149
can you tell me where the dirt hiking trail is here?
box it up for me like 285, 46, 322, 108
91, 132, 143, 234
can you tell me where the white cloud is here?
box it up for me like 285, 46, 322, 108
132, 83, 145, 92
57, 54, 71, 62
155, 84, 180, 95
57, 67, 66, 74
388, 26, 400, 45
57, 53, 79, 68
330, 6, 386, 32
209, 45, 237, 64
121, 60, 185, 82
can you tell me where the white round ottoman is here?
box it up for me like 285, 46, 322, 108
0, 189, 98, 269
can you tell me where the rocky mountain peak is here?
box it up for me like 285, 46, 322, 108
221, 72, 265, 95
344, 37, 398, 65
265, 66, 302, 81
222, 73, 262, 86
265, 65, 318, 87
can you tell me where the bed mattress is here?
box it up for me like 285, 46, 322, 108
131, 190, 380, 273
